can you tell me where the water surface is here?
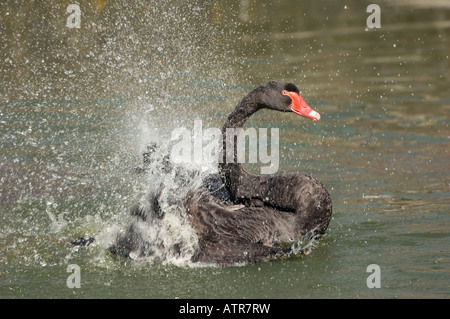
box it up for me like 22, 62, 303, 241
1, 0, 449, 298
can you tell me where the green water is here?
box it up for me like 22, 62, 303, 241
1, 0, 449, 298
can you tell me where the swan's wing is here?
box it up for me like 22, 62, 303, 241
185, 191, 297, 265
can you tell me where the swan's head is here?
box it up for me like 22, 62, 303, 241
260, 81, 320, 121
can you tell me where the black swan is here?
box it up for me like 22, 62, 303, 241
108, 81, 332, 265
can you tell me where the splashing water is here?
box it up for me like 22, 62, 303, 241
290, 228, 323, 256
108, 127, 219, 266
0, 0, 240, 269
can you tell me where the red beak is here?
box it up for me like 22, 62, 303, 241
288, 92, 320, 121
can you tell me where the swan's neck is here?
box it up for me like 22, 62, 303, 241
219, 95, 264, 201
222, 95, 259, 131
220, 94, 259, 165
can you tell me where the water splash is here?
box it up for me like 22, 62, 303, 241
290, 227, 323, 256
45, 200, 68, 233
1, 0, 241, 268
109, 137, 215, 266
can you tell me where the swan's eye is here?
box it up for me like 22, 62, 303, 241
282, 90, 289, 96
